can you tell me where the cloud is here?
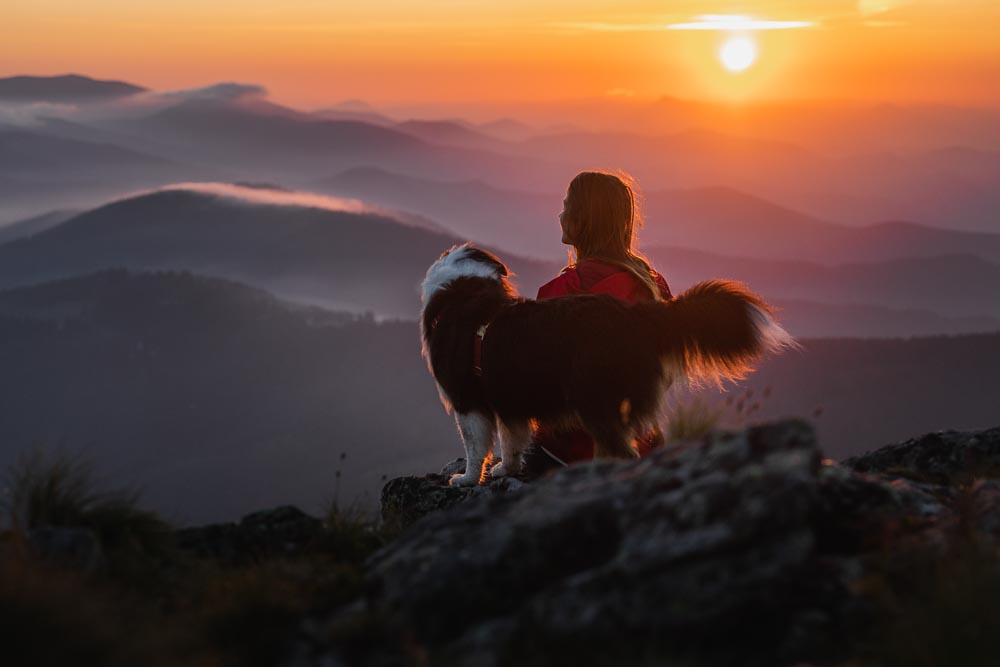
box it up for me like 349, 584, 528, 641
555, 14, 815, 33
156, 83, 267, 103
552, 22, 667, 33
863, 19, 906, 27
667, 15, 816, 31
0, 82, 272, 129
0, 102, 78, 128
857, 0, 907, 16
160, 182, 378, 214
151, 182, 444, 231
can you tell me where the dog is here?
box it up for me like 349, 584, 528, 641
420, 244, 796, 486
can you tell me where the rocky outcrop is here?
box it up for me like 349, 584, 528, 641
175, 505, 323, 565
351, 420, 1000, 667
843, 426, 1000, 484
380, 458, 526, 530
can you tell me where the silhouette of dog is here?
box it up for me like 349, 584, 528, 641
420, 244, 796, 486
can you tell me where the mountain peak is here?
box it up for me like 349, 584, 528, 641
0, 74, 146, 102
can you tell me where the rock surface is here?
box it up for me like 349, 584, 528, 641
843, 426, 1000, 484
380, 458, 527, 530
175, 504, 323, 565
354, 419, 1000, 666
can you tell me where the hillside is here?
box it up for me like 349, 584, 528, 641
4, 78, 998, 234
0, 184, 555, 318
768, 298, 1000, 338
0, 127, 210, 219
2, 270, 999, 525
514, 127, 1000, 231
0, 270, 457, 523
649, 246, 1000, 320
734, 332, 1000, 457
2, 183, 997, 334
0, 209, 78, 244
0, 127, 174, 174
88, 96, 564, 189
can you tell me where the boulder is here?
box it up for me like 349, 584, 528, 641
363, 420, 896, 665
380, 458, 527, 530
843, 426, 1000, 485
176, 504, 322, 564
361, 419, 1000, 666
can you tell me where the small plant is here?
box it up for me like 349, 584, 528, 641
320, 500, 386, 564
3, 448, 102, 531
2, 448, 172, 566
665, 384, 784, 443
666, 397, 724, 443
331, 450, 347, 508
857, 539, 1000, 666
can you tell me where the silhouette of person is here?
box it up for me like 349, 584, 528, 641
530, 170, 672, 469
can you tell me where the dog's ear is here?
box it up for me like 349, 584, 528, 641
465, 247, 509, 276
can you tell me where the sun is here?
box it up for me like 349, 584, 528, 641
719, 36, 757, 72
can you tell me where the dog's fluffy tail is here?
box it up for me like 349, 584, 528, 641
636, 280, 798, 388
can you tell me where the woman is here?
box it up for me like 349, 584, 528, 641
531, 169, 672, 467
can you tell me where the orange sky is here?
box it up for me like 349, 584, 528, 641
3, 1, 999, 109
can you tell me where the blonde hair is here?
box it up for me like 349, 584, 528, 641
563, 169, 662, 301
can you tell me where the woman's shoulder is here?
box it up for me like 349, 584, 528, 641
587, 259, 672, 302
537, 267, 581, 299
536, 259, 616, 299
536, 258, 671, 301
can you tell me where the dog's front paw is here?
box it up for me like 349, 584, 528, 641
489, 462, 509, 478
449, 472, 479, 487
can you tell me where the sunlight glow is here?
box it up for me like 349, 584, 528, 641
720, 37, 757, 72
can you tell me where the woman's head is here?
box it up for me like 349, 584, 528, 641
559, 169, 661, 300
560, 170, 638, 259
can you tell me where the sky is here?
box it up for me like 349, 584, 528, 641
3, 0, 999, 109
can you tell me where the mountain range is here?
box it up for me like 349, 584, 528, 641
0, 185, 554, 318
4, 74, 1000, 233
2, 184, 998, 334
315, 166, 1000, 264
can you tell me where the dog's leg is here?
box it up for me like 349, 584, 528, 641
581, 415, 639, 460
491, 419, 532, 478
646, 423, 666, 451
450, 412, 495, 487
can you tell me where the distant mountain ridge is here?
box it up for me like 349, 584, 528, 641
316, 167, 1000, 265
0, 209, 78, 244
5, 74, 998, 232
650, 245, 1000, 320
0, 125, 219, 220
0, 269, 457, 523
0, 74, 146, 102
769, 298, 1000, 338
0, 185, 555, 318
2, 185, 997, 334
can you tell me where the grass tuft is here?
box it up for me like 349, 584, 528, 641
666, 398, 724, 443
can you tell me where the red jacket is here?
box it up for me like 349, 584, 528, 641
537, 258, 672, 302
534, 259, 672, 464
